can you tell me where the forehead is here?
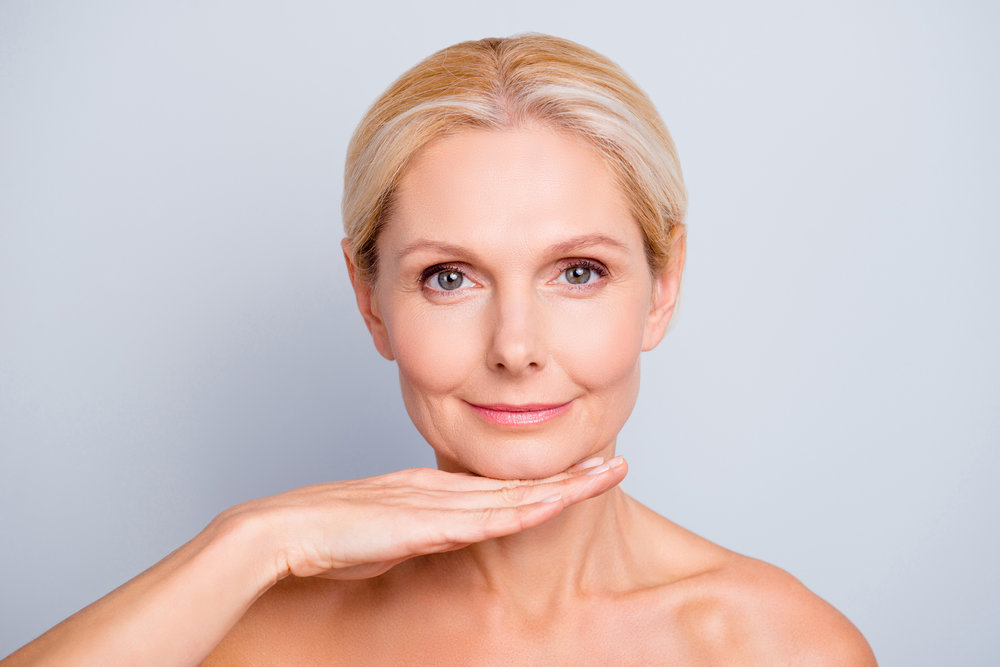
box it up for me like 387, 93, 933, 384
381, 127, 641, 255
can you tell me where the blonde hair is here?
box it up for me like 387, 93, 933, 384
343, 34, 686, 283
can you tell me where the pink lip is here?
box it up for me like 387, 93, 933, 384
466, 401, 573, 426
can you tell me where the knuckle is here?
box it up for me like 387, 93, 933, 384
393, 467, 433, 484
498, 484, 529, 504
476, 506, 500, 524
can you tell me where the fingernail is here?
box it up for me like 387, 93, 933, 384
608, 456, 625, 468
541, 494, 563, 503
578, 456, 604, 470
587, 464, 611, 476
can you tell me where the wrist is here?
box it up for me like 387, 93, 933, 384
208, 503, 292, 598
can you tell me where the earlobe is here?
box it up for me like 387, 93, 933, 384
341, 238, 395, 361
641, 228, 686, 352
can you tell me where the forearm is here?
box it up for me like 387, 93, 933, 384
1, 514, 277, 666
2, 461, 626, 664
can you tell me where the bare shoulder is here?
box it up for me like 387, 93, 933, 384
668, 551, 877, 665
625, 500, 875, 665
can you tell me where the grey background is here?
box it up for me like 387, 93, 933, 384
1, 0, 997, 663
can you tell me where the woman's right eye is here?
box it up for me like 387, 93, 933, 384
423, 266, 477, 292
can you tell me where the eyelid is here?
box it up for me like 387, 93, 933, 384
420, 263, 481, 292
557, 258, 608, 273
552, 258, 609, 284
418, 258, 609, 292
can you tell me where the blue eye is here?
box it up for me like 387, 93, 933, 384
423, 265, 477, 292
555, 260, 606, 286
436, 270, 465, 290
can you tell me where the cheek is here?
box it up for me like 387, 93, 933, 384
553, 294, 649, 390
386, 304, 482, 396
381, 284, 651, 401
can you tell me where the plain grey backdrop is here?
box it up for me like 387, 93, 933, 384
1, 0, 997, 663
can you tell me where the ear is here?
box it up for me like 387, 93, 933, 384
641, 227, 686, 352
342, 238, 395, 361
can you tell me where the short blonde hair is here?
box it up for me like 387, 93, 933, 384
343, 34, 686, 283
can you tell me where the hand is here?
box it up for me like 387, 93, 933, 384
0, 456, 625, 666
227, 455, 628, 583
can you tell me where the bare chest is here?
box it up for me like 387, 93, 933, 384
359, 625, 681, 666
244, 594, 698, 665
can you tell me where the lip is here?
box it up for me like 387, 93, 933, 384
465, 400, 574, 426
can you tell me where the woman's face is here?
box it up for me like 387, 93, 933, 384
348, 127, 682, 479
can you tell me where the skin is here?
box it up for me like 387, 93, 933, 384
2, 127, 876, 666
365, 125, 670, 481
207, 126, 876, 664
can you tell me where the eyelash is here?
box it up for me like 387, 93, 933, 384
420, 263, 467, 288
557, 259, 608, 284
420, 259, 609, 292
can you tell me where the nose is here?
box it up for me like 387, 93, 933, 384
485, 287, 547, 374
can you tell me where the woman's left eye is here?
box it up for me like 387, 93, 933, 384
554, 261, 607, 286
564, 266, 593, 284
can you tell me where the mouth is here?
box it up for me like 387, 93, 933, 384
465, 400, 574, 426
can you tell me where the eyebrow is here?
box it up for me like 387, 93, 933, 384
546, 233, 630, 256
396, 233, 631, 261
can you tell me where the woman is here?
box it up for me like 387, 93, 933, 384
2, 34, 875, 665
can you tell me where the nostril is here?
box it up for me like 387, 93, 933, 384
486, 309, 545, 373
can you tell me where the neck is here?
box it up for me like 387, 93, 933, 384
442, 484, 638, 615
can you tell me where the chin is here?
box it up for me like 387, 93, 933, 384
433, 437, 608, 480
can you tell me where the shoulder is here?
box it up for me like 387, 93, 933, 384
623, 497, 875, 664
671, 554, 876, 665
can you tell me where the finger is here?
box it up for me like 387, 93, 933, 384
425, 496, 568, 549
560, 456, 628, 506
564, 455, 607, 473
440, 460, 624, 545
330, 461, 628, 566
508, 456, 626, 508
400, 455, 619, 493
493, 455, 625, 507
